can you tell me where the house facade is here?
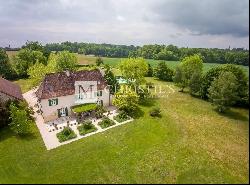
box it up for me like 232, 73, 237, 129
36, 69, 111, 122
0, 77, 23, 102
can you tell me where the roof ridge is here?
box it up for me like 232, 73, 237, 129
0, 77, 23, 100
36, 69, 107, 100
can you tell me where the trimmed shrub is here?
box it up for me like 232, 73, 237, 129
114, 111, 130, 123
77, 121, 97, 136
57, 127, 77, 142
98, 117, 116, 129
95, 105, 106, 119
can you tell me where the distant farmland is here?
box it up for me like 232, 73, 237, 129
7, 51, 249, 75
77, 54, 249, 75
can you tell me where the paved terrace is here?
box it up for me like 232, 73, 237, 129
23, 89, 133, 150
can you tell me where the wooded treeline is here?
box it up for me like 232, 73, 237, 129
3, 41, 248, 66
42, 42, 249, 66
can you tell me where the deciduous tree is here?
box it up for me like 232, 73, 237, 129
103, 65, 119, 94
13, 49, 46, 77
113, 87, 139, 114
208, 72, 239, 113
119, 58, 148, 86
96, 57, 104, 66
0, 49, 13, 79
154, 61, 174, 81
9, 102, 33, 135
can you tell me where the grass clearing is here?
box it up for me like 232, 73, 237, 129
0, 78, 248, 184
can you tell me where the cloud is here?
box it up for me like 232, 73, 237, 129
0, 0, 248, 48
152, 0, 249, 37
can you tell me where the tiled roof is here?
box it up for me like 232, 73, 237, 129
36, 69, 108, 100
0, 77, 23, 100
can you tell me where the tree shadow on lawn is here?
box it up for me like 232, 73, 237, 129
218, 109, 249, 122
0, 127, 37, 142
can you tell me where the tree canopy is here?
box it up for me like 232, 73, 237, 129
48, 51, 77, 72
96, 57, 104, 66
9, 101, 34, 135
104, 65, 119, 94
154, 61, 174, 81
119, 58, 148, 86
0, 49, 13, 79
173, 54, 203, 92
113, 87, 139, 115
13, 49, 47, 77
200, 64, 248, 106
208, 72, 239, 113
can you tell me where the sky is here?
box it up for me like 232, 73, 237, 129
0, 0, 249, 49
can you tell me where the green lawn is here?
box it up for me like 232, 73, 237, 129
13, 78, 35, 93
0, 79, 248, 184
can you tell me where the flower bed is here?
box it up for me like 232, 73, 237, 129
77, 120, 97, 136
56, 127, 77, 143
114, 111, 130, 123
98, 117, 116, 129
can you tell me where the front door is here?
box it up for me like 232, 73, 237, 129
60, 108, 66, 117
58, 107, 68, 118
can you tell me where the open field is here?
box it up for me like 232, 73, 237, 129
78, 54, 249, 75
7, 51, 249, 75
6, 50, 17, 58
0, 79, 249, 184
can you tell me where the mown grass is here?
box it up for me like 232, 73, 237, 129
13, 78, 35, 93
0, 79, 248, 184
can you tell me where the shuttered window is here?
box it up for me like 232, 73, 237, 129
48, 98, 58, 106
97, 91, 103, 97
